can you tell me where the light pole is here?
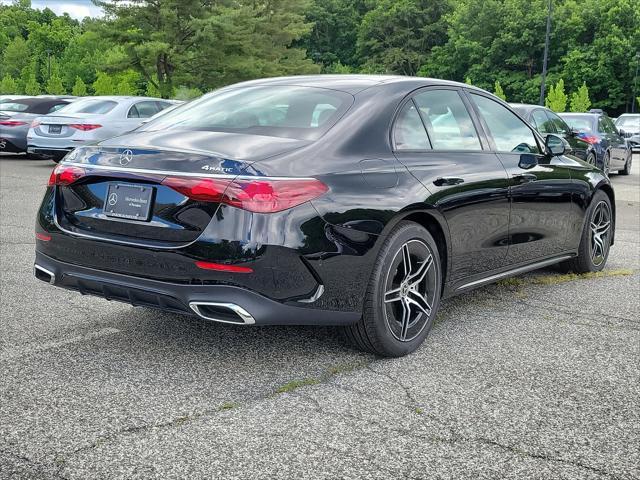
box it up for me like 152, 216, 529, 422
539, 0, 552, 105
46, 49, 52, 79
632, 52, 640, 113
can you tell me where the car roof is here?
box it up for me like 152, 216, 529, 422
0, 96, 70, 113
509, 103, 550, 111
221, 74, 477, 95
72, 96, 169, 102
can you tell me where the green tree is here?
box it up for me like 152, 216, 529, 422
494, 80, 507, 100
2, 35, 29, 79
71, 76, 87, 96
45, 73, 65, 94
546, 79, 568, 112
358, 0, 450, 76
0, 74, 18, 94
173, 85, 202, 100
145, 76, 161, 97
24, 73, 41, 95
465, 76, 472, 85
569, 82, 591, 112
92, 71, 115, 95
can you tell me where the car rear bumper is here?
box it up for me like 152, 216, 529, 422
27, 145, 71, 159
0, 136, 26, 153
34, 251, 360, 326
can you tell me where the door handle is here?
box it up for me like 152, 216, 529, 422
513, 173, 537, 184
433, 177, 465, 186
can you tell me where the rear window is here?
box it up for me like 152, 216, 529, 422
140, 86, 353, 140
616, 116, 640, 129
57, 99, 117, 114
561, 115, 594, 133
0, 102, 29, 112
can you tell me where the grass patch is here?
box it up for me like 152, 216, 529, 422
327, 360, 369, 376
414, 407, 424, 415
219, 401, 241, 411
496, 277, 526, 288
533, 268, 634, 285
275, 378, 321, 394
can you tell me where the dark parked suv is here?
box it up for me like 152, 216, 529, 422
559, 110, 632, 175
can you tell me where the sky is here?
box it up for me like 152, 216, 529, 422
1, 0, 104, 19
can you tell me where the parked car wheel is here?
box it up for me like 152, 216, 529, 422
560, 191, 612, 274
620, 150, 632, 176
602, 151, 611, 176
586, 152, 597, 166
343, 221, 442, 357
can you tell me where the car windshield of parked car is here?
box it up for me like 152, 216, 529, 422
560, 115, 594, 133
0, 101, 29, 112
140, 86, 353, 140
56, 99, 118, 114
616, 116, 640, 130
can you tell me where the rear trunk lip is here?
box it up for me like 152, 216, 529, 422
61, 161, 318, 181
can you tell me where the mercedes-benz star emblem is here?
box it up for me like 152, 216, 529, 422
119, 149, 133, 166
107, 192, 118, 206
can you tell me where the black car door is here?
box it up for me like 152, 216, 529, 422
602, 115, 627, 169
466, 92, 574, 265
392, 87, 511, 282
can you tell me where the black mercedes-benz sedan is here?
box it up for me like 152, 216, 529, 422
34, 75, 615, 357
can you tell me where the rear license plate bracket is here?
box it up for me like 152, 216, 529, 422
48, 125, 62, 134
103, 183, 154, 221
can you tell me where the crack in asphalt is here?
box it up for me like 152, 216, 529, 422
0, 448, 70, 480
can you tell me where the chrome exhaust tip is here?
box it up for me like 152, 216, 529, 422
189, 302, 255, 325
34, 264, 56, 285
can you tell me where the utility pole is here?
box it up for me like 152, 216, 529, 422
539, 0, 552, 105
46, 49, 52, 79
633, 52, 640, 113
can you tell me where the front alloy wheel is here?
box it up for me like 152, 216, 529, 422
589, 200, 611, 267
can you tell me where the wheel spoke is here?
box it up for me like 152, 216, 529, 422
400, 298, 411, 341
407, 255, 433, 287
384, 286, 402, 304
406, 288, 432, 316
402, 243, 412, 279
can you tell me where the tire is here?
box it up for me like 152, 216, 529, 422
619, 150, 632, 176
342, 221, 442, 357
559, 190, 613, 274
586, 152, 596, 166
602, 151, 611, 176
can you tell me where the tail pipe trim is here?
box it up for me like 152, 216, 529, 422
189, 302, 255, 325
34, 264, 56, 285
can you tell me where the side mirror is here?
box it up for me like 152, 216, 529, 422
618, 128, 625, 136
545, 134, 567, 156
570, 128, 580, 136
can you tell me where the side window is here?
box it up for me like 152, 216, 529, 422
604, 117, 618, 135
48, 103, 67, 113
413, 90, 481, 150
531, 109, 555, 134
471, 94, 540, 154
129, 101, 160, 119
393, 101, 430, 151
597, 117, 613, 134
547, 111, 569, 135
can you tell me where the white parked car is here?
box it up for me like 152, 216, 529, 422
27, 96, 176, 161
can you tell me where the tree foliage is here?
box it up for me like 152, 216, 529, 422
71, 76, 87, 96
546, 79, 568, 112
0, 0, 638, 113
0, 74, 18, 94
494, 81, 506, 101
570, 82, 591, 112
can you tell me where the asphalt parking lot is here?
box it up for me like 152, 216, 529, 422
0, 154, 638, 480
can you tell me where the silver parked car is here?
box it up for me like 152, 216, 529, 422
1, 97, 72, 157
615, 114, 640, 153
27, 96, 176, 161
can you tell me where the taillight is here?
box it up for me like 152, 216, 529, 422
48, 164, 86, 186
36, 232, 51, 242
0, 120, 27, 127
69, 124, 102, 131
578, 134, 599, 144
31, 120, 41, 128
161, 176, 328, 213
195, 261, 253, 273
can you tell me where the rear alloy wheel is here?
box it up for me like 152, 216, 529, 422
559, 190, 612, 273
343, 221, 441, 357
620, 150, 632, 176
586, 152, 596, 166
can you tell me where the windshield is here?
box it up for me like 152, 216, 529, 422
56, 99, 117, 114
561, 115, 594, 132
139, 86, 353, 140
615, 116, 640, 129
0, 102, 29, 112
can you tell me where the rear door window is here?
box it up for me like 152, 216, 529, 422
547, 111, 570, 135
413, 90, 481, 150
531, 109, 555, 134
470, 94, 540, 154
57, 100, 117, 114
129, 101, 161, 118
393, 102, 430, 151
